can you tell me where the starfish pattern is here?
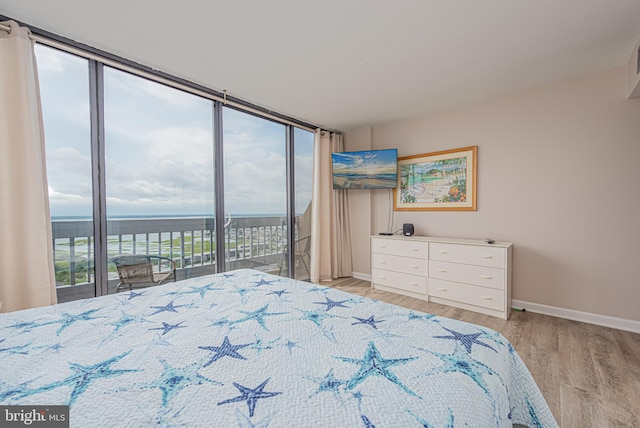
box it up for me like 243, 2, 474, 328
218, 378, 282, 418
422, 348, 501, 395
149, 321, 187, 336
144, 333, 173, 352
167, 283, 222, 299
297, 309, 338, 327
313, 297, 351, 312
110, 312, 152, 332
230, 286, 255, 303
252, 278, 278, 287
307, 369, 344, 399
365, 328, 404, 346
296, 309, 341, 343
350, 390, 370, 409
149, 300, 188, 315
2, 320, 40, 334
408, 311, 437, 323
33, 309, 107, 336
199, 336, 252, 366
351, 315, 385, 329
267, 289, 290, 297
125, 291, 145, 300
252, 336, 279, 354
283, 339, 302, 355
526, 397, 543, 427
0, 339, 31, 355
407, 408, 455, 428
138, 359, 221, 407
361, 414, 376, 428
13, 351, 138, 405
305, 286, 330, 294
39, 342, 64, 354
229, 304, 287, 331
0, 379, 38, 401
335, 341, 418, 397
433, 326, 497, 354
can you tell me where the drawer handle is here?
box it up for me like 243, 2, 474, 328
437, 287, 447, 291
379, 276, 387, 280
438, 250, 447, 254
410, 265, 419, 269
380, 245, 387, 248
411, 248, 419, 252
380, 260, 387, 264
480, 296, 493, 300
437, 269, 447, 272
409, 282, 418, 286
480, 275, 493, 279
480, 255, 493, 259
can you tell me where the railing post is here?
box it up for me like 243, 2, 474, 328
69, 237, 76, 286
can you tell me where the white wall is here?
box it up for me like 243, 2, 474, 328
345, 64, 640, 322
344, 126, 374, 277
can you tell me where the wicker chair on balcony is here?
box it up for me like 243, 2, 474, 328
279, 202, 312, 279
112, 255, 177, 292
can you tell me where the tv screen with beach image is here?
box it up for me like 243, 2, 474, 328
332, 149, 398, 189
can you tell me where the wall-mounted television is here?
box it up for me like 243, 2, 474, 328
332, 149, 398, 189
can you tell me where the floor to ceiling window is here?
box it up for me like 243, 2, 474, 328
104, 67, 216, 291
35, 42, 315, 302
222, 107, 289, 276
35, 44, 94, 302
293, 128, 314, 280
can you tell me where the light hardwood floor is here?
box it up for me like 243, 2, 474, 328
323, 277, 640, 428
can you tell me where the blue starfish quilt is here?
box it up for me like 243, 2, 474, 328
0, 269, 557, 427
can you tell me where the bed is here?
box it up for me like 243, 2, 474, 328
0, 269, 557, 427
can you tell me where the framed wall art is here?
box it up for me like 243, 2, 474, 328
394, 146, 477, 211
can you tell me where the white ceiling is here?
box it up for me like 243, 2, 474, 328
1, 1, 640, 131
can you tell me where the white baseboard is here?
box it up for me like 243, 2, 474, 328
352, 271, 371, 281
512, 299, 640, 334
347, 274, 639, 334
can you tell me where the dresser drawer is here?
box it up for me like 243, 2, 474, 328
429, 260, 505, 290
429, 242, 505, 268
372, 253, 427, 276
429, 278, 504, 312
371, 268, 427, 295
372, 238, 428, 259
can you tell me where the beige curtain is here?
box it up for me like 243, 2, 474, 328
310, 130, 353, 282
0, 21, 57, 312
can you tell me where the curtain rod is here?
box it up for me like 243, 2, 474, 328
35, 35, 319, 133
1, 17, 340, 134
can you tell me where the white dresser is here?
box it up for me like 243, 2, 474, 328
371, 235, 512, 319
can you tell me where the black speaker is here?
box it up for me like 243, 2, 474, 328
403, 223, 414, 236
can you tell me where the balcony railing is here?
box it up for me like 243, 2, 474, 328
52, 216, 294, 301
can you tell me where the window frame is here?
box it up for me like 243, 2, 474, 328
32, 31, 317, 298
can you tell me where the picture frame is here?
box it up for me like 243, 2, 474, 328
394, 146, 477, 211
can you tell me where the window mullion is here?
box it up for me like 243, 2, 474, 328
89, 60, 108, 296
213, 100, 226, 273
285, 126, 295, 277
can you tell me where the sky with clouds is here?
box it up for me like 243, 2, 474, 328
36, 45, 313, 219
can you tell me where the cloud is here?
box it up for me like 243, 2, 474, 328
39, 46, 314, 218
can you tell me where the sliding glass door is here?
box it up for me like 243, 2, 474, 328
222, 107, 288, 276
104, 67, 216, 293
293, 128, 314, 280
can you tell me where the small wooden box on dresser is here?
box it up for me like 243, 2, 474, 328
371, 235, 513, 319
